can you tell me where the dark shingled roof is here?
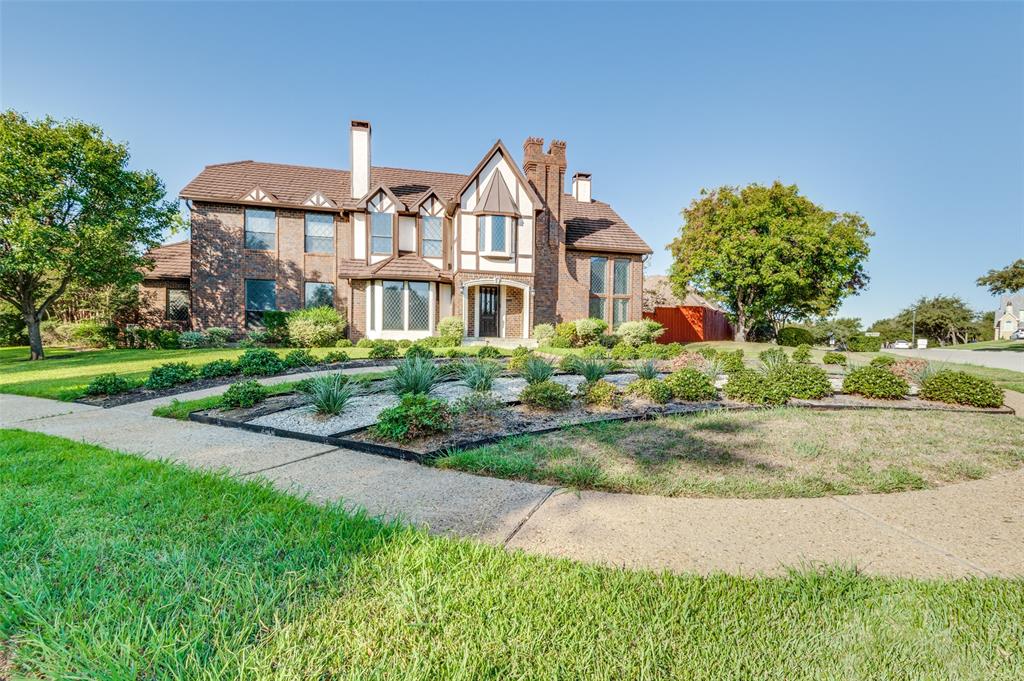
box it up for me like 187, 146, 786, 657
143, 241, 190, 280
338, 253, 452, 282
561, 194, 652, 254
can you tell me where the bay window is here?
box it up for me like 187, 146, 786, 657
477, 215, 512, 256
372, 280, 434, 334
382, 280, 404, 330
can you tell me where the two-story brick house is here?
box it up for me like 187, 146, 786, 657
148, 121, 651, 341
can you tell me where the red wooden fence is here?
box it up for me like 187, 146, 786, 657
643, 306, 733, 343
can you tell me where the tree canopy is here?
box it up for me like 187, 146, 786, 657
0, 110, 179, 359
870, 296, 984, 346
977, 259, 1024, 296
668, 182, 872, 341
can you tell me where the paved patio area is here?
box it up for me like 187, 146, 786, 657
2, 391, 1022, 577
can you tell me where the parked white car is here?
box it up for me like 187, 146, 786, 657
892, 340, 912, 349
1011, 329, 1024, 341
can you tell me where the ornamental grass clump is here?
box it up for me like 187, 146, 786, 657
372, 394, 453, 442
919, 370, 1003, 408
306, 373, 355, 415
460, 359, 503, 393
574, 357, 614, 384
632, 359, 659, 381
663, 368, 717, 402
759, 347, 789, 372
520, 355, 556, 385
389, 355, 443, 396
842, 366, 909, 400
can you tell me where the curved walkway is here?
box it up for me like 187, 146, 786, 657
2, 388, 1021, 578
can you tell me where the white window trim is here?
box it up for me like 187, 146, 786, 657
477, 215, 514, 259
364, 280, 436, 340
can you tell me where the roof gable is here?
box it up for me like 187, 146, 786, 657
476, 170, 520, 215
455, 140, 542, 212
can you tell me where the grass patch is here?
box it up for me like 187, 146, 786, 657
940, 340, 1024, 352
434, 408, 1024, 498
2, 429, 1023, 678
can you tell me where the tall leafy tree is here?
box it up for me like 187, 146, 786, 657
668, 182, 872, 341
0, 111, 179, 359
977, 259, 1024, 295
872, 296, 981, 346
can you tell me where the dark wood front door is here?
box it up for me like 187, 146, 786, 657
478, 286, 499, 337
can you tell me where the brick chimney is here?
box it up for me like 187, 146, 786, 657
523, 137, 567, 222
350, 120, 371, 199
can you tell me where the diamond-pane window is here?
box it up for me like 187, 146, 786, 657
408, 282, 429, 330
245, 209, 276, 250
590, 257, 607, 295
613, 259, 630, 295
305, 213, 334, 253
589, 297, 605, 320
613, 299, 629, 328
382, 281, 404, 330
491, 216, 506, 251
166, 289, 190, 322
421, 216, 442, 257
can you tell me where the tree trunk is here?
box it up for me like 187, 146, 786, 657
25, 314, 44, 360
733, 309, 748, 342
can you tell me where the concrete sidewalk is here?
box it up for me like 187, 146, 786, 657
887, 347, 1024, 372
2, 392, 1021, 577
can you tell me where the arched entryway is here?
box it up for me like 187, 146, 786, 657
460, 278, 531, 340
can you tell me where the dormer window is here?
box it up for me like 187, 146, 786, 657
371, 211, 393, 254
477, 215, 512, 257
421, 215, 442, 257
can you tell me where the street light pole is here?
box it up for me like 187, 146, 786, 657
911, 309, 916, 346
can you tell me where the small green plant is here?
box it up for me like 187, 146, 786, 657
633, 359, 659, 381
532, 323, 555, 344
398, 340, 413, 349
157, 330, 181, 349
145, 362, 199, 390
723, 369, 789, 406
769, 364, 832, 400
716, 349, 745, 373
443, 348, 468, 358
578, 344, 609, 359
791, 344, 812, 364
404, 344, 435, 360
239, 330, 271, 348
306, 373, 355, 415
574, 317, 608, 345
283, 348, 316, 369
695, 346, 718, 361
869, 356, 896, 368
369, 342, 399, 359
519, 379, 572, 410
823, 351, 847, 366
611, 342, 639, 360
322, 350, 350, 364
460, 359, 503, 393
205, 327, 232, 348
199, 359, 238, 379
919, 371, 1003, 408
759, 347, 789, 370
372, 394, 453, 442
437, 316, 464, 345
237, 348, 285, 376
616, 319, 665, 347
177, 331, 209, 349
578, 379, 620, 407
574, 357, 613, 383
842, 366, 909, 400
356, 338, 375, 348
476, 345, 501, 359
453, 392, 503, 418
84, 373, 136, 396
507, 346, 532, 372
636, 342, 671, 360
334, 338, 353, 348
520, 355, 556, 384
699, 357, 725, 382
627, 378, 672, 404
222, 380, 268, 409
664, 369, 717, 401
389, 355, 443, 396
284, 306, 346, 347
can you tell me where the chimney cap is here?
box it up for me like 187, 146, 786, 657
573, 172, 591, 180
351, 120, 371, 130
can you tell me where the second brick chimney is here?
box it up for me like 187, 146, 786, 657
523, 137, 567, 222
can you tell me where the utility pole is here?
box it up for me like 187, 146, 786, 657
911, 309, 916, 345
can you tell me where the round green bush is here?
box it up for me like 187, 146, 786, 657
404, 344, 435, 360
145, 362, 199, 390
334, 338, 353, 348
777, 326, 814, 347
222, 380, 268, 409
199, 359, 238, 379
823, 351, 847, 365
437, 316, 464, 342
616, 320, 665, 347
847, 335, 882, 352
368, 342, 399, 359
519, 380, 572, 410
322, 350, 350, 364
237, 348, 286, 376
718, 349, 746, 373
555, 321, 577, 345
611, 343, 639, 361
636, 342, 671, 360
723, 369, 789, 406
372, 394, 453, 442
578, 344, 609, 359
869, 355, 896, 368
578, 379, 620, 407
283, 348, 316, 369
507, 346, 532, 372
286, 306, 346, 347
477, 345, 502, 359
663, 368, 717, 401
626, 378, 672, 404
842, 366, 908, 399
574, 317, 608, 345
532, 323, 555, 344
769, 364, 832, 400
791, 344, 811, 364
84, 373, 136, 397
356, 338, 375, 348
919, 371, 1003, 408
548, 336, 571, 349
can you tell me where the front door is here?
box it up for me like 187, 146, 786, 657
478, 286, 500, 337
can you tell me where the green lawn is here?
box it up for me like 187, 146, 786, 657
0, 345, 504, 401
2, 430, 1022, 679
435, 408, 1024, 498
940, 340, 1024, 352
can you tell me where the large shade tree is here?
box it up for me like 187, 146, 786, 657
0, 111, 179, 359
977, 259, 1024, 295
668, 182, 872, 341
870, 296, 982, 346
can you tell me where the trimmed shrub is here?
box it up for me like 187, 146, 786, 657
443, 348, 468, 358
507, 346, 532, 372
627, 378, 672, 404
453, 392, 503, 419
611, 342, 639, 361
722, 369, 789, 406
636, 342, 672, 360
519, 379, 572, 410
356, 338, 375, 348
398, 340, 413, 349
237, 348, 286, 376
177, 331, 208, 349
404, 344, 435, 360
842, 366, 909, 400
777, 326, 814, 347
368, 342, 399, 359
261, 311, 290, 344
322, 350, 350, 364
847, 335, 883, 352
663, 342, 686, 358
206, 327, 232, 348
617, 320, 665, 347
389, 355, 443, 396
578, 344, 609, 359
84, 373, 136, 396
372, 394, 453, 442
222, 380, 268, 409
460, 359, 503, 393
283, 348, 316, 369
574, 317, 608, 345
145, 362, 198, 390
306, 373, 354, 415
920, 371, 1003, 408
157, 330, 180, 350
286, 306, 346, 348
769, 364, 832, 400
437, 316, 464, 344
520, 355, 556, 384
334, 338, 353, 348
533, 323, 555, 344
870, 355, 896, 368
823, 351, 847, 366
664, 369, 717, 401
199, 359, 238, 379
791, 344, 812, 364
578, 379, 620, 407
477, 345, 502, 359
555, 321, 577, 345
548, 336, 571, 349
240, 330, 271, 348
719, 349, 745, 373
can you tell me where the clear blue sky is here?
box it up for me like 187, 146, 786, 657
3, 1, 1022, 324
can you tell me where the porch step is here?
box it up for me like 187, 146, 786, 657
462, 337, 538, 349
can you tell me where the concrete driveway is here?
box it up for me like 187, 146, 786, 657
887, 348, 1024, 372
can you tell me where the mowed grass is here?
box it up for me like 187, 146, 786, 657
0, 345, 506, 401
2, 430, 1023, 679
942, 340, 1024, 352
435, 408, 1024, 498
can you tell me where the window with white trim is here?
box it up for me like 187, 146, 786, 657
477, 215, 512, 257
376, 280, 432, 332
371, 212, 393, 255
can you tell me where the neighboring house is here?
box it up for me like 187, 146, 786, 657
139, 240, 191, 329
143, 121, 651, 341
994, 294, 1024, 339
